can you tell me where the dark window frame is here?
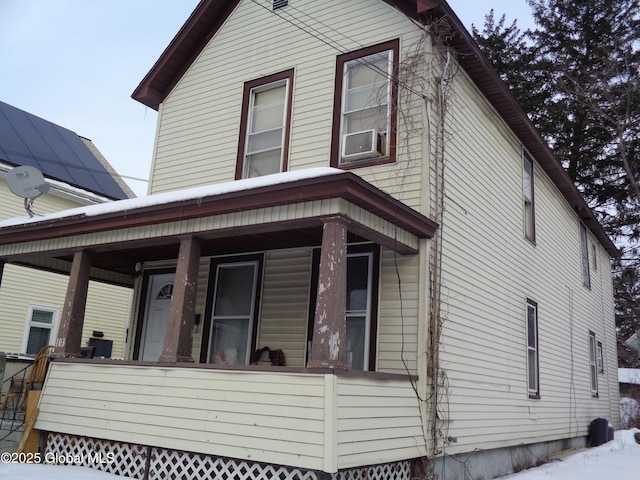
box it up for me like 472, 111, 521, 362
330, 39, 399, 170
307, 244, 380, 371
589, 331, 599, 397
526, 299, 540, 399
523, 152, 536, 244
200, 254, 265, 364
235, 69, 295, 180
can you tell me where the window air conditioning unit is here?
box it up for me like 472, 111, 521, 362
341, 129, 384, 162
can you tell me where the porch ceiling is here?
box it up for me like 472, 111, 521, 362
0, 170, 438, 286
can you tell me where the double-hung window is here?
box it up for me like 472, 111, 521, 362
332, 40, 398, 168
589, 331, 598, 396
236, 70, 294, 179
580, 224, 591, 288
526, 300, 540, 398
523, 153, 535, 242
23, 306, 57, 355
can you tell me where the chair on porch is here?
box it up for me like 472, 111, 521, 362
0, 345, 54, 411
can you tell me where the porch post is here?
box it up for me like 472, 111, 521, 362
159, 235, 201, 363
307, 216, 349, 370
0, 260, 4, 288
53, 249, 92, 358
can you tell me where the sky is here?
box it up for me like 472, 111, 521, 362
1, 429, 639, 479
0, 0, 534, 197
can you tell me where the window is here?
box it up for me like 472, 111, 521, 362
526, 300, 540, 398
592, 243, 598, 272
580, 224, 591, 288
236, 70, 294, 179
203, 255, 264, 365
331, 40, 398, 168
589, 331, 598, 396
596, 340, 604, 373
308, 245, 380, 370
22, 307, 57, 355
523, 153, 535, 242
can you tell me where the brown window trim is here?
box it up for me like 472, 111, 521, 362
307, 244, 380, 371
523, 152, 536, 244
330, 39, 399, 169
235, 69, 295, 180
527, 299, 540, 399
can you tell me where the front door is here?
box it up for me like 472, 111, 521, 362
140, 273, 174, 361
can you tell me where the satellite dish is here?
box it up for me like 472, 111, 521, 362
6, 165, 50, 217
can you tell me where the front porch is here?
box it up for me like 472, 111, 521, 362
37, 359, 425, 474
0, 168, 437, 473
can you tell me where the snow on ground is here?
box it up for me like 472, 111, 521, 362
0, 430, 638, 479
499, 429, 640, 479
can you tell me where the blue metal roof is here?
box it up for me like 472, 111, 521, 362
0, 100, 130, 200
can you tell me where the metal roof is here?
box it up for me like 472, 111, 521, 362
0, 100, 132, 200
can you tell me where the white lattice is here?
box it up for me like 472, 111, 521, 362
46, 432, 410, 480
46, 433, 147, 479
148, 448, 319, 480
332, 462, 411, 480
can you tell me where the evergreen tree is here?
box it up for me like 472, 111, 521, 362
472, 0, 640, 365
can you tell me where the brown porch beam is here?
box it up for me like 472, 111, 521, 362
53, 250, 92, 358
307, 217, 349, 370
159, 235, 201, 363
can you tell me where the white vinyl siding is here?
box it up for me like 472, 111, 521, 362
36, 363, 424, 472
258, 248, 311, 367
150, 0, 427, 215
434, 64, 619, 453
0, 263, 131, 358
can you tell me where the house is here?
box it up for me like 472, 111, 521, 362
0, 1, 620, 479
0, 100, 134, 360
619, 369, 640, 429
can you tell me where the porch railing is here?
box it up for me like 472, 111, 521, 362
34, 360, 427, 472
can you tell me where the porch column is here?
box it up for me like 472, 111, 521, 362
0, 260, 4, 288
308, 216, 349, 370
159, 235, 201, 363
53, 249, 92, 358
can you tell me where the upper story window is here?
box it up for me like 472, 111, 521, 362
523, 152, 535, 242
331, 40, 399, 168
236, 69, 294, 179
580, 223, 591, 288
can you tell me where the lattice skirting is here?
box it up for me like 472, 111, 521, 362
45, 432, 412, 480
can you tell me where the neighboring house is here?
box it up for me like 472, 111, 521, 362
0, 2, 621, 480
0, 100, 134, 359
619, 368, 640, 429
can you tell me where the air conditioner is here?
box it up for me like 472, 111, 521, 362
341, 129, 384, 162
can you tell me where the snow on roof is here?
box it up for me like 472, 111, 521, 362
618, 368, 640, 385
0, 168, 345, 229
